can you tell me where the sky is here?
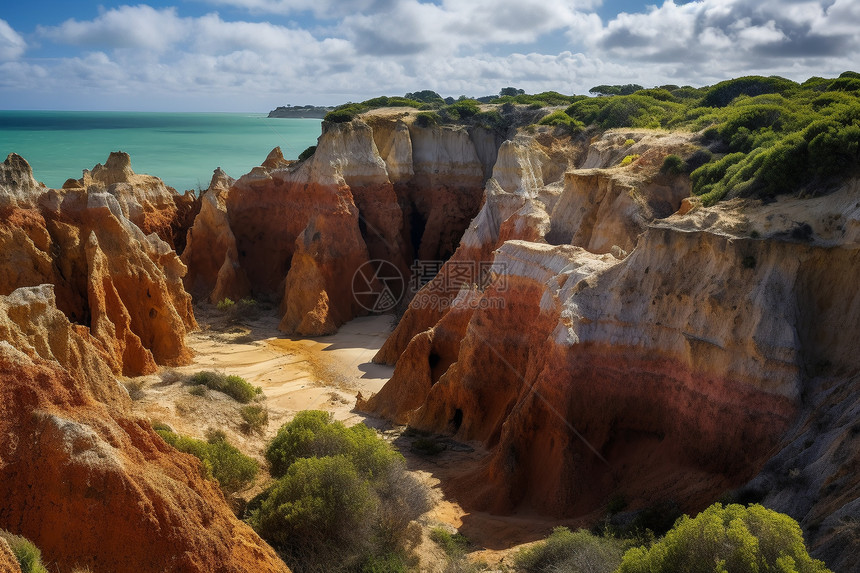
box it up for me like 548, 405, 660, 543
0, 0, 858, 112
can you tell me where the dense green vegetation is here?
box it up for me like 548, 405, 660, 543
187, 370, 263, 403
0, 531, 48, 573
327, 73, 859, 204
157, 428, 259, 495
563, 73, 860, 204
512, 503, 829, 573
618, 504, 831, 573
248, 411, 431, 573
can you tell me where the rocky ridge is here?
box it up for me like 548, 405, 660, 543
182, 116, 502, 335
0, 284, 290, 573
355, 120, 860, 568
0, 153, 195, 376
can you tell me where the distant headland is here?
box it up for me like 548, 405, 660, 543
267, 105, 334, 118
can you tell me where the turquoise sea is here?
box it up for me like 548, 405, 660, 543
0, 111, 323, 192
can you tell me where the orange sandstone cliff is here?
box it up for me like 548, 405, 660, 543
358, 123, 860, 568
0, 153, 195, 376
181, 117, 500, 335
0, 284, 290, 573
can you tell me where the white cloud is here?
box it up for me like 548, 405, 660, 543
0, 19, 26, 60
38, 5, 187, 52
2, 0, 858, 111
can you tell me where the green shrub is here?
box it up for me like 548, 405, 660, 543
441, 100, 480, 122
620, 154, 640, 166
189, 384, 207, 397
265, 410, 400, 479
415, 111, 439, 128
188, 371, 262, 403
617, 503, 832, 573
430, 528, 471, 558
514, 527, 627, 573
298, 145, 316, 161
538, 111, 585, 134
251, 411, 431, 573
701, 76, 797, 108
324, 107, 360, 123
216, 297, 235, 311
0, 531, 49, 573
123, 379, 146, 401
660, 154, 685, 175
240, 404, 269, 435
251, 455, 376, 556
157, 429, 259, 494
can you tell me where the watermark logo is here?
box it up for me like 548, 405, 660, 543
352, 259, 509, 313
352, 260, 405, 313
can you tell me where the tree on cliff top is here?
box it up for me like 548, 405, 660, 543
589, 84, 645, 96
500, 87, 526, 97
404, 90, 444, 104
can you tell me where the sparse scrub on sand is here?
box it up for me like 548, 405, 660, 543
122, 379, 146, 401
0, 530, 49, 573
240, 404, 269, 435
248, 410, 431, 573
187, 370, 262, 403
513, 527, 627, 573
156, 428, 258, 495
216, 297, 260, 323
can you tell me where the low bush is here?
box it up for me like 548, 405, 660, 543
617, 503, 832, 573
430, 528, 471, 558
620, 154, 640, 166
298, 145, 316, 161
187, 371, 262, 403
538, 111, 585, 134
240, 404, 269, 435
514, 527, 627, 573
157, 428, 259, 495
0, 531, 49, 573
660, 154, 685, 175
415, 111, 440, 128
250, 411, 431, 573
123, 379, 146, 401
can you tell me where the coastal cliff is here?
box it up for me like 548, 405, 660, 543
0, 153, 195, 376
181, 114, 501, 335
0, 285, 290, 573
2, 101, 858, 570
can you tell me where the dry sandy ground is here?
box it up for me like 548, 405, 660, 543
128, 305, 571, 571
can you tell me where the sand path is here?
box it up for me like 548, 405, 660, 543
131, 308, 568, 570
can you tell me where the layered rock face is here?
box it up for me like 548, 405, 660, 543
0, 154, 195, 376
181, 168, 251, 303
364, 124, 860, 568
374, 129, 695, 363
181, 115, 498, 335
64, 151, 200, 251
0, 285, 289, 573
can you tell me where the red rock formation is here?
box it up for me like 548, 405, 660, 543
166, 113, 499, 335
181, 169, 251, 303
63, 151, 198, 250
362, 128, 860, 534
375, 129, 696, 364
0, 154, 195, 376
0, 285, 289, 573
